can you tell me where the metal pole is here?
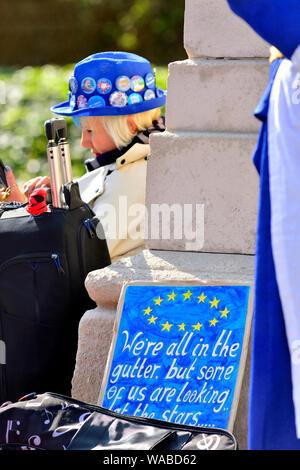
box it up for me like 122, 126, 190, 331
44, 120, 63, 208
56, 123, 73, 185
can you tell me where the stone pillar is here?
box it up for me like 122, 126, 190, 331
147, 0, 269, 254
72, 0, 269, 449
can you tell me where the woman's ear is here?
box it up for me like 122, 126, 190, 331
127, 116, 137, 134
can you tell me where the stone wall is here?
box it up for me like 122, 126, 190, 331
146, 0, 269, 254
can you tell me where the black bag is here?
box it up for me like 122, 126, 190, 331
0, 183, 111, 404
0, 392, 238, 450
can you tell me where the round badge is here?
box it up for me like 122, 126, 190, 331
97, 78, 112, 95
130, 75, 145, 92
69, 76, 78, 94
145, 72, 155, 89
128, 93, 143, 105
156, 88, 164, 98
115, 75, 131, 92
69, 94, 76, 110
81, 77, 96, 94
77, 95, 88, 109
144, 89, 156, 101
88, 95, 106, 108
109, 91, 128, 107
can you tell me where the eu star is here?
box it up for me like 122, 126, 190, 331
153, 296, 163, 306
148, 315, 158, 325
209, 297, 220, 309
209, 318, 219, 327
197, 292, 207, 303
182, 290, 192, 301
143, 306, 152, 316
167, 291, 177, 301
178, 322, 186, 331
192, 322, 203, 331
220, 307, 230, 318
161, 321, 173, 332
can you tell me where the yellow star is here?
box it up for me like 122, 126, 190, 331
220, 307, 230, 318
178, 322, 186, 331
192, 322, 203, 331
167, 291, 177, 301
197, 292, 207, 303
209, 297, 220, 309
209, 318, 219, 327
143, 306, 152, 316
148, 315, 158, 325
161, 321, 173, 332
182, 290, 193, 301
153, 296, 163, 306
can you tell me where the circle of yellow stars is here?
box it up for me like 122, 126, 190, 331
142, 289, 230, 333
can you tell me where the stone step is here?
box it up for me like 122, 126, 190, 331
184, 0, 270, 58
84, 249, 255, 309
71, 306, 116, 405
166, 59, 269, 133
146, 131, 259, 254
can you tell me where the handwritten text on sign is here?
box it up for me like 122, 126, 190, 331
101, 284, 250, 429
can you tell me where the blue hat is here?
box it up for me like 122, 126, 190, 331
51, 51, 166, 117
227, 0, 300, 60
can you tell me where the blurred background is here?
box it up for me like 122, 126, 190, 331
0, 0, 186, 183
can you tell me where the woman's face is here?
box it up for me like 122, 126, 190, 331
80, 117, 116, 155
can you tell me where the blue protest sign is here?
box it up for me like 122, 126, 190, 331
99, 281, 253, 431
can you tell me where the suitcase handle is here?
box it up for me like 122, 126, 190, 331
63, 181, 88, 211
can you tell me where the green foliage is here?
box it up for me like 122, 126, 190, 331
0, 64, 168, 186
66, 0, 186, 65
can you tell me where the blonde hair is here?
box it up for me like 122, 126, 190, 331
80, 107, 161, 150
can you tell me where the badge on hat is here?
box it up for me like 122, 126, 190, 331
128, 93, 143, 105
130, 75, 145, 92
69, 77, 78, 94
88, 95, 106, 108
109, 91, 128, 107
69, 94, 76, 110
115, 75, 131, 92
145, 72, 155, 89
81, 77, 96, 94
144, 89, 155, 100
77, 95, 88, 109
97, 78, 112, 95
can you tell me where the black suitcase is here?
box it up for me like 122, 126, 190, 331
0, 182, 111, 403
0, 392, 238, 450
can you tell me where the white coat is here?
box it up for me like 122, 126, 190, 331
77, 142, 149, 262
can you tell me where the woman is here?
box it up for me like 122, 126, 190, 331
2, 51, 166, 262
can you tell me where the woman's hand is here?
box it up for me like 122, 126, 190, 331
0, 167, 26, 203
23, 176, 51, 199
0, 169, 51, 204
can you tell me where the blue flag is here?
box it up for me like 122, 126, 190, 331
226, 0, 300, 450
227, 0, 300, 60
249, 61, 300, 450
